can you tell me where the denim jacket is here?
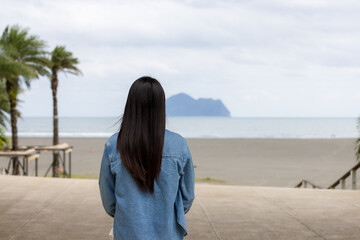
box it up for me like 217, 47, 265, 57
99, 129, 195, 240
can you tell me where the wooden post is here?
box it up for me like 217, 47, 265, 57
35, 158, 38, 177
63, 150, 66, 178
26, 158, 29, 176
340, 179, 346, 189
351, 169, 357, 190
69, 152, 71, 178
22, 158, 26, 176
304, 181, 307, 188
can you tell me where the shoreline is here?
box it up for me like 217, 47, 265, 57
10, 136, 357, 139
0, 137, 358, 188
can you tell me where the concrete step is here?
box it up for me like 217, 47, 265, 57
0, 175, 359, 240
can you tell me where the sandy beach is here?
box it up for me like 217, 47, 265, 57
0, 137, 358, 188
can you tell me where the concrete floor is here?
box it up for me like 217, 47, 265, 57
0, 176, 359, 240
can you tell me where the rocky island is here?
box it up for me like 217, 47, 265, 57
166, 93, 230, 117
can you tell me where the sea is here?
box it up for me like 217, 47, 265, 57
4, 117, 359, 139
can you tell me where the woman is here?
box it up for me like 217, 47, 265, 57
99, 76, 195, 240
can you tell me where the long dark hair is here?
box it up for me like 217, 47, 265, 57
117, 76, 166, 193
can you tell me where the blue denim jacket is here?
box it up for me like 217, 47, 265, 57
99, 129, 195, 240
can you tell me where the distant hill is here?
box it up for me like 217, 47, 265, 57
166, 93, 230, 117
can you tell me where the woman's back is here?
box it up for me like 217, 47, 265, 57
99, 129, 195, 240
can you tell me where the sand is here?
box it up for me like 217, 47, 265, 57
0, 137, 358, 188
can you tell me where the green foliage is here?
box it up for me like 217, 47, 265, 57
0, 126, 9, 150
0, 53, 35, 81
0, 25, 50, 85
50, 45, 82, 75
0, 79, 9, 126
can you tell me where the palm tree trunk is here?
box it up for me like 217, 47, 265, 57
51, 72, 60, 177
5, 80, 20, 175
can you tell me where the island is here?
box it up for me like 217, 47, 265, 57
166, 93, 230, 117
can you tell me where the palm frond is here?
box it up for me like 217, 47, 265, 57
0, 78, 9, 127
0, 54, 37, 81
50, 45, 82, 76
0, 126, 10, 150
0, 25, 49, 82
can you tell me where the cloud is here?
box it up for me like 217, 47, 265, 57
1, 0, 360, 117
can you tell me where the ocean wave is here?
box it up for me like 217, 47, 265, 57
3, 117, 358, 138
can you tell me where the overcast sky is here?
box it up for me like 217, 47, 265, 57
1, 0, 360, 117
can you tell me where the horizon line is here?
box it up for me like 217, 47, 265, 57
19, 116, 359, 119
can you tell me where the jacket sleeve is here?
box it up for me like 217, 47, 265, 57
180, 143, 195, 214
98, 143, 116, 218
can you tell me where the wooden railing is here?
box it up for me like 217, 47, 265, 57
295, 162, 360, 190
295, 179, 322, 189
328, 162, 360, 190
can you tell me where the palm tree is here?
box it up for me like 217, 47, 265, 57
0, 55, 11, 124
49, 46, 81, 177
0, 126, 9, 150
0, 25, 48, 174
0, 51, 35, 125
0, 77, 10, 150
356, 117, 360, 162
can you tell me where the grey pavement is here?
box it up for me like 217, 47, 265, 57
0, 175, 359, 240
